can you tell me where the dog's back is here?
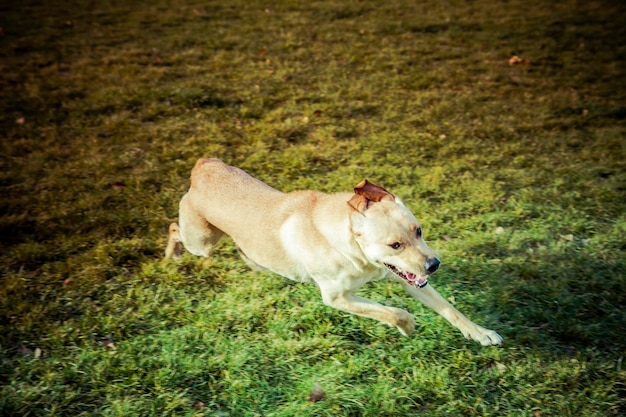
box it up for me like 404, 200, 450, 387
185, 159, 353, 278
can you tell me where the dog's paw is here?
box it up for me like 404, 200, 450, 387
393, 309, 415, 336
464, 325, 503, 346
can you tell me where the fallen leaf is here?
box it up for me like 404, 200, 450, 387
309, 383, 326, 402
509, 55, 530, 65
480, 360, 507, 374
17, 344, 33, 356
192, 401, 207, 410
15, 117, 25, 125
193, 9, 201, 15
257, 48, 267, 56
99, 335, 116, 350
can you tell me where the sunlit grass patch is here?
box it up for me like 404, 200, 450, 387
1, 0, 625, 415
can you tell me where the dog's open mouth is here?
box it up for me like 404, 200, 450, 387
384, 264, 428, 288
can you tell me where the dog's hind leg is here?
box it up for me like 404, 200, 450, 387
165, 194, 224, 258
165, 222, 183, 258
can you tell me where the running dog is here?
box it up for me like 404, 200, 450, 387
166, 158, 502, 346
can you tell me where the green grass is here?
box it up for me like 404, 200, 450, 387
1, 0, 625, 415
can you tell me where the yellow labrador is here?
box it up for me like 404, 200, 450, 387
166, 158, 502, 346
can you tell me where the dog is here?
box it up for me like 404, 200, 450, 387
165, 158, 503, 346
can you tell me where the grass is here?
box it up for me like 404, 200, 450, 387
1, 0, 625, 415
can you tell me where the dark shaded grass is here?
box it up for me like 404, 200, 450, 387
1, 0, 625, 415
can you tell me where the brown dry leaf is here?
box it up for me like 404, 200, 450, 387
509, 55, 530, 65
309, 383, 326, 402
99, 335, 116, 350
257, 48, 267, 56
192, 401, 207, 410
480, 360, 507, 374
193, 9, 201, 15
17, 344, 33, 356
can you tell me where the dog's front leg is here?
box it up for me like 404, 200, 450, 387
402, 283, 503, 346
320, 289, 416, 336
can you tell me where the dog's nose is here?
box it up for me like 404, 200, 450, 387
424, 258, 440, 275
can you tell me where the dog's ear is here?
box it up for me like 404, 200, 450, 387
348, 179, 395, 212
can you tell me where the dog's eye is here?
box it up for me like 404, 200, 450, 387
415, 227, 422, 238
389, 242, 402, 250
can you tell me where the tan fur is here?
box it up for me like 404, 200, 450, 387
166, 158, 502, 346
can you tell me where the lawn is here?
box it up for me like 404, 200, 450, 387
1, 0, 625, 415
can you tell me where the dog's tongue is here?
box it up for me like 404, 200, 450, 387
407, 272, 428, 288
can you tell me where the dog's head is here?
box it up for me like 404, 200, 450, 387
348, 180, 439, 288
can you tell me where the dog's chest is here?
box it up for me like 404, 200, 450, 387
273, 214, 378, 284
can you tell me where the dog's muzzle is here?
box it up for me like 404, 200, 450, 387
384, 264, 429, 288
384, 257, 440, 288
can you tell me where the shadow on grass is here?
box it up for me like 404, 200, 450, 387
464, 243, 626, 355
